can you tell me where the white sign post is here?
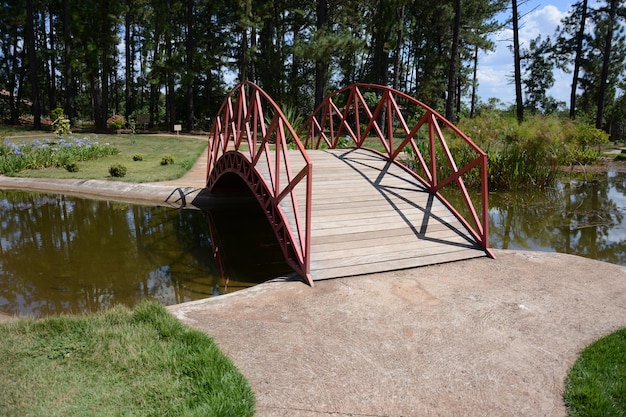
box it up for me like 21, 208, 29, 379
173, 124, 182, 136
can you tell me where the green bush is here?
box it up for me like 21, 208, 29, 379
160, 154, 174, 165
108, 163, 127, 177
132, 153, 144, 161
50, 107, 64, 122
51, 108, 72, 137
64, 162, 79, 172
107, 114, 126, 130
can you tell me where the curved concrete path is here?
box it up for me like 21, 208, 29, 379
169, 251, 626, 416
2, 141, 625, 416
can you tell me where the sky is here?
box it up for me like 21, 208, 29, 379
476, 0, 577, 106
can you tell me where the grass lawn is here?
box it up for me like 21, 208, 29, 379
0, 301, 255, 417
564, 327, 626, 417
2, 132, 207, 183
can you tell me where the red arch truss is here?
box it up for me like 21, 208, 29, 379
206, 82, 314, 285
306, 84, 493, 256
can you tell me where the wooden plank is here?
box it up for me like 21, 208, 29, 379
311, 229, 475, 253
309, 225, 469, 246
311, 250, 486, 280
255, 148, 486, 281
311, 234, 478, 262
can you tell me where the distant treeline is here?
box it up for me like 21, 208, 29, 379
0, 0, 624, 138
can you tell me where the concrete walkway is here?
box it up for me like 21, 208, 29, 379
2, 140, 626, 416
169, 251, 626, 416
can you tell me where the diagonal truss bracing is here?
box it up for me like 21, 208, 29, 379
305, 84, 493, 256
206, 82, 313, 285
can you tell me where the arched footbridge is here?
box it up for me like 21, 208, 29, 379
206, 82, 494, 285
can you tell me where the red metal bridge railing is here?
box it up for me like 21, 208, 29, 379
305, 83, 493, 256
207, 81, 314, 285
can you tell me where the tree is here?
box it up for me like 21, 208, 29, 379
554, 0, 590, 119
314, 0, 329, 110
521, 35, 558, 114
595, 0, 619, 129
445, 0, 462, 122
576, 0, 626, 127
25, 0, 41, 128
511, 0, 524, 122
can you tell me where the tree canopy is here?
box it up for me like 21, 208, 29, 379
0, 0, 624, 136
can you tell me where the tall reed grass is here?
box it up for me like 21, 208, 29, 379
450, 114, 609, 191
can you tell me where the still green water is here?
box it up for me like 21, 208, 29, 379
485, 171, 626, 265
0, 190, 291, 317
2, 171, 625, 317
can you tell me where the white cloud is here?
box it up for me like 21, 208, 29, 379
476, 2, 570, 105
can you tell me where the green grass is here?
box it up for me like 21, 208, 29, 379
0, 301, 255, 417
564, 327, 626, 417
2, 133, 207, 183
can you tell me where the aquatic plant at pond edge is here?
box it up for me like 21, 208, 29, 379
0, 136, 119, 175
449, 114, 609, 190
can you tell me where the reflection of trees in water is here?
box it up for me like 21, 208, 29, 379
0, 191, 217, 317
488, 172, 626, 265
205, 196, 294, 289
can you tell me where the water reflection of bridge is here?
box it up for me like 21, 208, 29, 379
205, 82, 494, 285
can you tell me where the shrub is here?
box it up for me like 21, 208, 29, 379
107, 114, 126, 130
132, 153, 144, 161
65, 162, 79, 172
160, 155, 174, 165
51, 108, 72, 137
109, 163, 127, 177
50, 107, 64, 122
574, 121, 610, 150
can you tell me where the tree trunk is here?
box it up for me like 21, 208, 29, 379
596, 0, 617, 129
570, 0, 588, 119
26, 0, 41, 128
371, 1, 390, 86
62, 0, 75, 122
314, 0, 329, 111
392, 4, 405, 90
470, 43, 479, 118
512, 0, 524, 123
445, 0, 462, 121
239, 0, 249, 82
185, 0, 195, 132
48, 9, 56, 113
125, 0, 133, 119
165, 0, 176, 131
8, 33, 22, 124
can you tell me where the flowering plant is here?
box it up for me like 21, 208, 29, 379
0, 136, 119, 175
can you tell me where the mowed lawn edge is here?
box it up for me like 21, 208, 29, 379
0, 301, 255, 417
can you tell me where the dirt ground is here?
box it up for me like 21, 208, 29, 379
564, 154, 626, 173
169, 250, 626, 417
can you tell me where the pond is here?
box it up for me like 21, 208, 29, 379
486, 171, 626, 265
0, 190, 292, 318
2, 171, 625, 318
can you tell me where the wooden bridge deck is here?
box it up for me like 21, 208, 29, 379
265, 148, 487, 281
